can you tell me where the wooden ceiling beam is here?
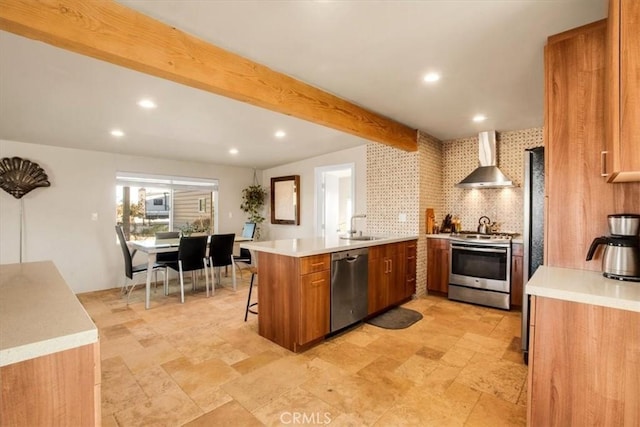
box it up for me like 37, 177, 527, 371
0, 0, 417, 152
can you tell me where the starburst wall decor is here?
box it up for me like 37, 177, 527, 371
0, 157, 50, 198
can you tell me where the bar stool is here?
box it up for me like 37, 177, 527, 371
244, 266, 258, 321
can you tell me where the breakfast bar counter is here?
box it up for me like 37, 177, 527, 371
240, 235, 418, 257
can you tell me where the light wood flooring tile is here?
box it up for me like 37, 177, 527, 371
251, 386, 341, 426
79, 288, 527, 426
365, 334, 424, 363
456, 353, 528, 404
184, 400, 263, 427
465, 392, 527, 426
311, 340, 380, 373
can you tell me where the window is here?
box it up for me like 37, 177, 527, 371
116, 172, 219, 240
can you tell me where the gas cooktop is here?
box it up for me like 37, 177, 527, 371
450, 231, 519, 244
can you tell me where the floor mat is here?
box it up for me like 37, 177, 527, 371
366, 306, 423, 329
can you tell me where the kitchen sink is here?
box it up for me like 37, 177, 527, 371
340, 235, 380, 241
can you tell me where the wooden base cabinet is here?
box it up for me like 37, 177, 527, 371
528, 296, 640, 425
258, 252, 330, 352
367, 240, 415, 315
426, 238, 449, 294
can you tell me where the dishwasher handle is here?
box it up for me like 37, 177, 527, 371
331, 248, 369, 261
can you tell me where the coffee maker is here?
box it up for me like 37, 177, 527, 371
586, 214, 640, 281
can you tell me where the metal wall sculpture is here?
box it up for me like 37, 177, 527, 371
0, 157, 50, 198
0, 157, 51, 263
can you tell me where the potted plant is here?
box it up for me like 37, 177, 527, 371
240, 183, 267, 239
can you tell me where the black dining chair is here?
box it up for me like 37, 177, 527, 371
162, 235, 209, 303
208, 233, 236, 293
115, 225, 166, 304
234, 222, 256, 278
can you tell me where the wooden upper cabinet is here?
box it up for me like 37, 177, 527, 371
545, 20, 640, 271
604, 0, 640, 182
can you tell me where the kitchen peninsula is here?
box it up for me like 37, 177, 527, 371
241, 236, 417, 352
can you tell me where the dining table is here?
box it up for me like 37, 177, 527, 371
129, 235, 253, 309
129, 238, 179, 310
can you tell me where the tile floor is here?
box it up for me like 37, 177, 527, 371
78, 273, 528, 426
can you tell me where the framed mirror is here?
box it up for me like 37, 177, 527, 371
271, 175, 300, 225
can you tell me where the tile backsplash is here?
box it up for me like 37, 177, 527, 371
365, 127, 540, 296
366, 131, 442, 297
442, 128, 543, 234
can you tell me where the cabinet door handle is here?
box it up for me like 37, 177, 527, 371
310, 279, 325, 285
389, 259, 393, 273
384, 259, 389, 274
601, 151, 608, 177
311, 262, 325, 268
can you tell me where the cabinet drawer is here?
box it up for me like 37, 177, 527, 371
427, 238, 449, 251
300, 254, 330, 274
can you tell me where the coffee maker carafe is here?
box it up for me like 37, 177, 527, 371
586, 214, 640, 281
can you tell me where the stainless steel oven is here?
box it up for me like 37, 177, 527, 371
448, 234, 512, 310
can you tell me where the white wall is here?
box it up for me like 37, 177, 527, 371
0, 139, 257, 293
261, 145, 367, 240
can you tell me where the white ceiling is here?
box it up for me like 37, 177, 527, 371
0, 0, 607, 169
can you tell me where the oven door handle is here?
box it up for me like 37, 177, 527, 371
451, 245, 508, 254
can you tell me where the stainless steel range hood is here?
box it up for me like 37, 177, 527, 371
456, 131, 515, 189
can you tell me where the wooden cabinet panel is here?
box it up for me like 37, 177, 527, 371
368, 255, 388, 314
605, 0, 640, 182
298, 271, 330, 345
545, 21, 640, 271
427, 238, 449, 294
511, 243, 523, 308
0, 343, 99, 426
300, 254, 330, 275
387, 250, 406, 306
368, 241, 413, 313
528, 297, 640, 425
404, 241, 417, 299
257, 252, 299, 350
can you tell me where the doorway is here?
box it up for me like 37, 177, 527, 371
315, 164, 355, 238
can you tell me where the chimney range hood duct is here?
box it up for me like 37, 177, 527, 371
456, 131, 515, 189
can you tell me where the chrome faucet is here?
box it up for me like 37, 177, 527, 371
349, 214, 367, 236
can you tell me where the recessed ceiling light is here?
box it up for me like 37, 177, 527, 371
229, 148, 239, 155
275, 130, 286, 138
137, 99, 157, 109
473, 114, 487, 122
423, 72, 441, 83
110, 129, 125, 137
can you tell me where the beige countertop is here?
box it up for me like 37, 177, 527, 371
240, 235, 418, 257
526, 265, 640, 313
0, 261, 98, 367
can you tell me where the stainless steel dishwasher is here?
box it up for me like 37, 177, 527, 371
330, 248, 368, 332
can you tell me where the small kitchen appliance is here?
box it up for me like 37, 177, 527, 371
586, 213, 640, 281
